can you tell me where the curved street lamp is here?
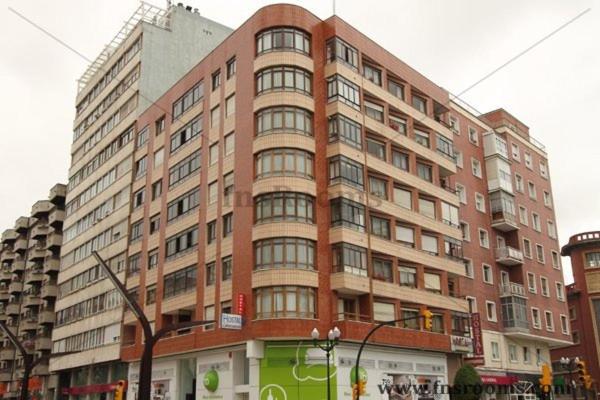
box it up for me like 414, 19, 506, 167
311, 326, 341, 400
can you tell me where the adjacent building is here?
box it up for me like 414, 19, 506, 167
552, 231, 600, 386
51, 2, 232, 397
0, 184, 66, 399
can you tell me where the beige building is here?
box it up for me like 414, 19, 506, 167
50, 2, 232, 397
0, 183, 65, 398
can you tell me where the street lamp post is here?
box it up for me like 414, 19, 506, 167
311, 326, 341, 400
0, 321, 42, 400
92, 251, 214, 400
560, 356, 579, 400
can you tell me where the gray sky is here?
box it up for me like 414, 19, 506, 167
1, 0, 599, 283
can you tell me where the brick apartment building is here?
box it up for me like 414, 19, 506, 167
74, 4, 570, 400
552, 231, 600, 387
0, 184, 65, 398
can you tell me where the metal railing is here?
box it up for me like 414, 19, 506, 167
496, 246, 524, 261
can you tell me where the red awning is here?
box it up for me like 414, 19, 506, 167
480, 375, 519, 385
62, 383, 118, 395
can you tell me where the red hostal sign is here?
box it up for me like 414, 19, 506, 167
471, 313, 484, 356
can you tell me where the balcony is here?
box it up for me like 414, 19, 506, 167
38, 309, 55, 325
330, 270, 370, 295
30, 224, 49, 239
8, 281, 23, 294
490, 193, 518, 231
46, 232, 62, 251
43, 256, 60, 274
0, 269, 12, 282
28, 247, 46, 262
0, 251, 15, 263
20, 318, 38, 332
31, 201, 52, 218
13, 238, 28, 254
34, 336, 52, 352
6, 303, 20, 315
501, 294, 529, 334
41, 284, 57, 299
14, 217, 29, 232
23, 294, 42, 308
1, 230, 18, 243
33, 363, 49, 376
11, 259, 25, 273
495, 246, 524, 266
0, 290, 9, 302
500, 282, 527, 298
49, 183, 66, 202
48, 209, 65, 228
0, 348, 15, 361
0, 369, 11, 382
25, 270, 43, 285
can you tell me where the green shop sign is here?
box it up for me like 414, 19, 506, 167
203, 369, 219, 392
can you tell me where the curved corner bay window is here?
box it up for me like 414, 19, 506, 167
255, 148, 314, 179
254, 286, 316, 319
329, 155, 364, 189
255, 192, 315, 223
256, 66, 312, 96
330, 198, 365, 232
328, 114, 362, 149
256, 106, 313, 136
256, 27, 311, 55
254, 237, 315, 270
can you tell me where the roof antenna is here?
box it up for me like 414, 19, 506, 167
333, 0, 336, 15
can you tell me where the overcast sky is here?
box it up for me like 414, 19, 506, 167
1, 0, 598, 282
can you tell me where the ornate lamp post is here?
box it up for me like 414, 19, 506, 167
311, 326, 341, 400
560, 356, 579, 400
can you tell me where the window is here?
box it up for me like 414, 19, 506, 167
256, 148, 314, 179
128, 253, 141, 276
460, 222, 471, 242
148, 249, 158, 270
414, 130, 430, 148
206, 221, 216, 244
401, 308, 419, 329
170, 116, 202, 153
454, 150, 463, 168
370, 216, 390, 239
257, 27, 311, 55
208, 181, 218, 205
222, 213, 233, 237
206, 262, 216, 286
130, 220, 143, 243
416, 162, 432, 182
432, 313, 445, 333
392, 150, 409, 171
486, 301, 497, 322
146, 285, 157, 305
210, 105, 220, 127
155, 116, 165, 135
135, 156, 147, 178
527, 273, 537, 293
545, 311, 554, 331
519, 206, 528, 225
509, 344, 518, 362
363, 64, 382, 86
374, 302, 395, 322
524, 152, 533, 169
456, 184, 467, 204
169, 151, 201, 187
511, 143, 520, 160
523, 347, 531, 363
394, 187, 412, 210
223, 172, 234, 200
225, 94, 235, 117
172, 82, 203, 120
366, 137, 386, 160
547, 220, 556, 238
255, 192, 315, 223
395, 225, 415, 248
421, 234, 439, 255
167, 188, 200, 222
226, 57, 236, 79
569, 306, 576, 320
531, 214, 541, 232
256, 66, 312, 96
551, 251, 560, 269
224, 132, 235, 156
560, 315, 569, 334
471, 158, 482, 178
436, 134, 454, 160
153, 148, 164, 168
256, 106, 313, 136
165, 227, 198, 259
556, 282, 565, 301
419, 197, 436, 219
149, 214, 160, 235
475, 193, 485, 212
528, 182, 537, 200
478, 229, 489, 248
536, 244, 545, 263
330, 198, 365, 231
255, 237, 316, 271
586, 252, 600, 267
468, 127, 479, 145
373, 258, 393, 282
539, 161, 548, 178
327, 74, 360, 109
329, 156, 364, 188
411, 94, 427, 113
331, 242, 367, 275
483, 264, 493, 284
136, 126, 149, 148
543, 191, 553, 208
424, 272, 441, 294
386, 78, 404, 100
163, 265, 197, 299
254, 286, 316, 319
399, 266, 417, 287
211, 70, 221, 91
573, 331, 580, 344
209, 142, 219, 166
222, 256, 233, 281
328, 114, 362, 149
369, 176, 388, 199
389, 116, 407, 135
326, 37, 357, 69
540, 277, 549, 297
133, 188, 145, 209
515, 174, 524, 192
523, 238, 532, 258
364, 101, 384, 122
204, 305, 215, 331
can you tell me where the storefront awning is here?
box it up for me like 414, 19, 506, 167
480, 375, 519, 385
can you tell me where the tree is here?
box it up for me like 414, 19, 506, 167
452, 364, 483, 400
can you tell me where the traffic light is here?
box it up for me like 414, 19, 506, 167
358, 380, 366, 394
114, 380, 127, 400
576, 360, 594, 390
421, 309, 433, 331
539, 363, 552, 393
